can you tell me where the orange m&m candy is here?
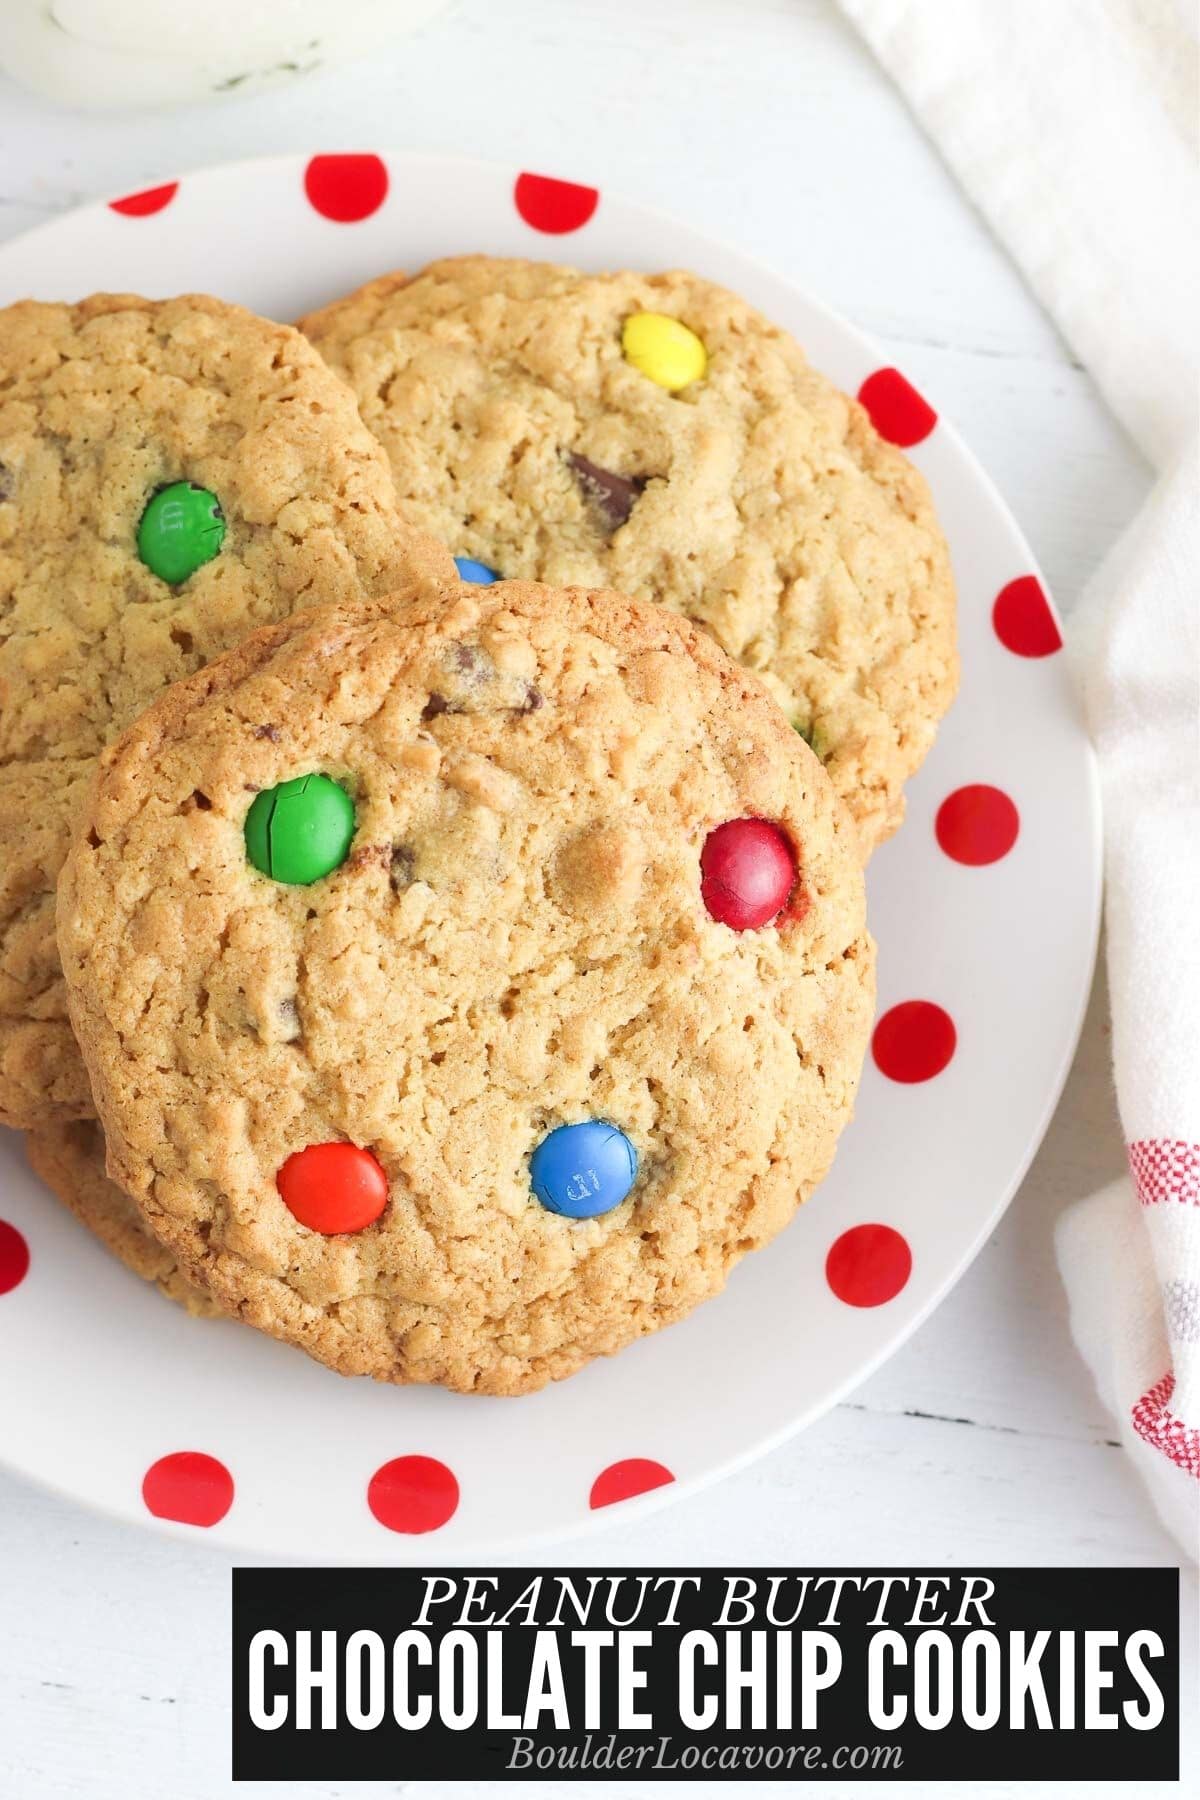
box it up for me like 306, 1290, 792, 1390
276, 1142, 388, 1235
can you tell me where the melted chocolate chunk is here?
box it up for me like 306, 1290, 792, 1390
426, 647, 539, 718
449, 642, 493, 683
566, 452, 647, 531
390, 843, 416, 890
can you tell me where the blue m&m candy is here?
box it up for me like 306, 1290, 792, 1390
530, 1121, 637, 1219
454, 556, 501, 585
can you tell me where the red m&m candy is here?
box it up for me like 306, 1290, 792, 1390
700, 819, 796, 930
276, 1142, 388, 1234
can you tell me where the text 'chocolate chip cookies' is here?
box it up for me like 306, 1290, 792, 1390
59, 574, 874, 1394
301, 256, 958, 858
0, 292, 452, 1131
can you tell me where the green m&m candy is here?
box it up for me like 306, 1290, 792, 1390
794, 717, 829, 762
244, 775, 355, 885
137, 481, 225, 584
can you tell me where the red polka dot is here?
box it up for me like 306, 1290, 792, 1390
142, 1451, 233, 1527
303, 155, 388, 223
514, 172, 600, 235
857, 367, 937, 446
368, 1456, 458, 1534
826, 1224, 912, 1307
872, 1000, 957, 1083
0, 1220, 29, 1295
108, 182, 178, 218
589, 1458, 675, 1510
935, 785, 1020, 865
993, 575, 1062, 657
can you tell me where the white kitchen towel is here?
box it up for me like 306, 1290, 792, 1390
838, 0, 1200, 1550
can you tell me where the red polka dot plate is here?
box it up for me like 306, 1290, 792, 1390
0, 154, 1099, 1558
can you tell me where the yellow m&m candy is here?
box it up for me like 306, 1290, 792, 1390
621, 312, 707, 392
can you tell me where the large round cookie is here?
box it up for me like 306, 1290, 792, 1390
26, 1122, 219, 1317
0, 291, 451, 1129
301, 256, 958, 857
59, 573, 874, 1395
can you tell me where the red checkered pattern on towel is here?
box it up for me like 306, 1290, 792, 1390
1131, 1371, 1200, 1478
1126, 1140, 1200, 1483
1128, 1140, 1200, 1207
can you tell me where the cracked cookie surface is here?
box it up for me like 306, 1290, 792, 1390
59, 573, 874, 1395
301, 256, 958, 858
0, 291, 450, 1127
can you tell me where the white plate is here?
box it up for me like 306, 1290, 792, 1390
0, 153, 1099, 1558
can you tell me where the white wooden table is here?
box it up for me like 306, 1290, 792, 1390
0, 3, 1192, 1795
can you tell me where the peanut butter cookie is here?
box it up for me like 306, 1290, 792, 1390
302, 257, 957, 857
0, 290, 450, 1127
60, 573, 874, 1394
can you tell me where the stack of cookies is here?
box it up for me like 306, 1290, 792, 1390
0, 260, 955, 1394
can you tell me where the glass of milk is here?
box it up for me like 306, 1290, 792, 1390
1, 0, 451, 109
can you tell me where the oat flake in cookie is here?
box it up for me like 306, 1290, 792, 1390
59, 574, 874, 1395
0, 291, 452, 1129
300, 256, 958, 858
